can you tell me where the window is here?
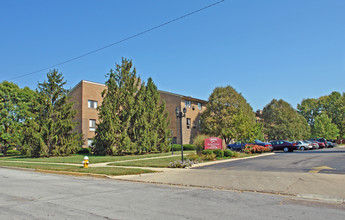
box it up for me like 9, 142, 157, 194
186, 118, 191, 129
89, 119, 96, 131
88, 139, 94, 147
88, 100, 98, 109
198, 103, 202, 110
185, 100, 191, 108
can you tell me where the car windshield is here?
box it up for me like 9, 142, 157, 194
254, 139, 264, 143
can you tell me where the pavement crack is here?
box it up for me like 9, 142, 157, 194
284, 177, 304, 193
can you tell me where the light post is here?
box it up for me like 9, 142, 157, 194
176, 107, 187, 162
171, 129, 174, 155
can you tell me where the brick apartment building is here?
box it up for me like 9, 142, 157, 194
69, 80, 207, 147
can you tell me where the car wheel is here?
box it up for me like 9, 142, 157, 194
301, 146, 305, 151
283, 147, 289, 153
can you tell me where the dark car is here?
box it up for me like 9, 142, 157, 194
327, 141, 336, 148
227, 139, 272, 151
227, 142, 245, 151
270, 140, 297, 152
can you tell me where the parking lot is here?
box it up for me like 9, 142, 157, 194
194, 147, 345, 174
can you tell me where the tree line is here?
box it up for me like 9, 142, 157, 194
0, 70, 82, 157
0, 58, 170, 157
1, 58, 343, 157
200, 86, 344, 143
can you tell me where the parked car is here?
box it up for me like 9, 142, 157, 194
327, 141, 336, 148
227, 139, 272, 151
304, 140, 319, 149
317, 138, 329, 148
309, 139, 326, 148
270, 140, 297, 152
227, 142, 245, 151
292, 141, 313, 151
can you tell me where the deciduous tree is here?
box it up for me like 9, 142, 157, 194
262, 99, 310, 141
0, 82, 34, 156
200, 86, 258, 144
312, 113, 339, 139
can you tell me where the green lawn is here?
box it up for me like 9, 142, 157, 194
0, 152, 182, 164
108, 152, 261, 168
109, 156, 184, 168
0, 161, 154, 176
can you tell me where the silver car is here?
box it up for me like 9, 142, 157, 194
304, 140, 319, 149
293, 141, 313, 150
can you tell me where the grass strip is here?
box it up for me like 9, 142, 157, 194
108, 153, 260, 168
0, 152, 186, 164
109, 156, 183, 168
0, 161, 154, 176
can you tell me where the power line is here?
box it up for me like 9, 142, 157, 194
8, 0, 225, 81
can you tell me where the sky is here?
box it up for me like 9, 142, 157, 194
1, 0, 344, 111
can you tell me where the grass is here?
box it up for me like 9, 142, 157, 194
0, 152, 182, 164
0, 161, 154, 176
109, 152, 262, 168
109, 156, 183, 168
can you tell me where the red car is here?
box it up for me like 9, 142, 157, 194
309, 139, 325, 148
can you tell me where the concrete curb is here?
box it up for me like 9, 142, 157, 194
297, 194, 345, 204
191, 152, 275, 168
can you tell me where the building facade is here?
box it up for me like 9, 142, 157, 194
69, 80, 207, 147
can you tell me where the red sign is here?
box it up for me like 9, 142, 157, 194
204, 137, 223, 150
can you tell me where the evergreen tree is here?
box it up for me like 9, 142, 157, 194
94, 58, 140, 155
145, 77, 170, 152
21, 70, 82, 157
93, 59, 170, 155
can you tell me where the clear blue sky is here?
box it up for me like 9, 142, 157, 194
1, 0, 344, 111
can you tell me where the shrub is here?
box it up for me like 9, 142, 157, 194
193, 134, 209, 154
232, 151, 240, 158
205, 153, 216, 161
202, 150, 214, 155
213, 149, 224, 158
170, 144, 196, 152
168, 159, 195, 168
183, 144, 196, 150
186, 153, 202, 162
244, 144, 271, 154
76, 147, 92, 154
6, 149, 21, 156
224, 150, 233, 157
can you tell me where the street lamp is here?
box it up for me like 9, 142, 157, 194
176, 107, 187, 162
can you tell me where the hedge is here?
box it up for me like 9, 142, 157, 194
170, 144, 196, 151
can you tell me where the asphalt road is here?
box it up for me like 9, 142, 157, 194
1, 168, 345, 219
194, 147, 345, 174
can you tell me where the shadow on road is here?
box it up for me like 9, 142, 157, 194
275, 149, 344, 154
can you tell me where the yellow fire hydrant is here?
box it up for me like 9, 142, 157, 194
82, 156, 89, 168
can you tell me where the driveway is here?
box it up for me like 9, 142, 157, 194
113, 147, 345, 203
194, 147, 345, 174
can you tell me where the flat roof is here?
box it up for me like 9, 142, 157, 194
70, 80, 208, 103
